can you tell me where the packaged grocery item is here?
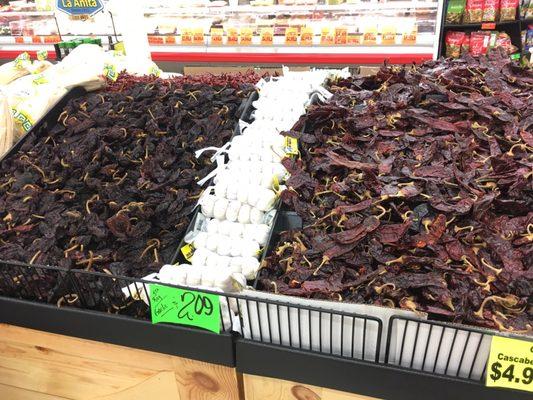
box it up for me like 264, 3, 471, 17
499, 0, 518, 20
526, 0, 533, 17
446, 0, 466, 23
482, 0, 500, 21
334, 26, 347, 45
464, 0, 484, 22
446, 31, 466, 57
461, 33, 471, 54
525, 25, 533, 53
470, 31, 490, 55
0, 52, 30, 85
494, 31, 518, 53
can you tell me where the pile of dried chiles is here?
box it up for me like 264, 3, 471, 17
0, 76, 258, 280
260, 50, 532, 332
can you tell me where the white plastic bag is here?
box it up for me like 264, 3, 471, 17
0, 90, 14, 157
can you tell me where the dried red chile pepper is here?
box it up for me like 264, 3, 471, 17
106, 70, 268, 92
261, 50, 532, 333
0, 78, 257, 282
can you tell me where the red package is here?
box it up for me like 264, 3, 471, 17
482, 0, 500, 21
464, 0, 484, 22
469, 31, 490, 56
499, 0, 518, 20
445, 31, 466, 58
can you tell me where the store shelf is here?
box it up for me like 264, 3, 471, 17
150, 50, 432, 64
145, 1, 439, 14
236, 340, 531, 400
0, 11, 55, 17
443, 20, 522, 30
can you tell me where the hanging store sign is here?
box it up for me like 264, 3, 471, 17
56, 0, 104, 17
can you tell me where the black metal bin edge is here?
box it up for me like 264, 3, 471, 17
235, 339, 530, 400
0, 296, 236, 367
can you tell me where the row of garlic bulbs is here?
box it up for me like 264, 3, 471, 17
148, 72, 332, 293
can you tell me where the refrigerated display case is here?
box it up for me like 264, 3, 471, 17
0, 0, 444, 64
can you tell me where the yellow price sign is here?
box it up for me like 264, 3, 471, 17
285, 27, 298, 45
210, 28, 223, 45
320, 28, 334, 45
193, 28, 205, 45
227, 27, 239, 45
260, 28, 273, 45
486, 336, 533, 392
240, 27, 253, 45
300, 27, 313, 46
181, 28, 193, 45
180, 244, 195, 262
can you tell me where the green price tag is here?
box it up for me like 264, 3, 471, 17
37, 50, 48, 61
149, 283, 220, 333
103, 63, 118, 81
486, 336, 533, 392
14, 52, 30, 69
149, 65, 162, 77
32, 74, 48, 85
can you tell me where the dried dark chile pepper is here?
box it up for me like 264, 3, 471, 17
0, 76, 259, 295
261, 50, 532, 333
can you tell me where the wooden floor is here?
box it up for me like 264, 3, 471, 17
0, 323, 241, 400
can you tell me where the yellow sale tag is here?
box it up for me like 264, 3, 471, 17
284, 136, 299, 156
300, 27, 313, 45
103, 63, 118, 81
260, 28, 273, 45
227, 27, 239, 45
114, 41, 125, 55
240, 27, 253, 45
181, 28, 193, 45
486, 336, 533, 392
320, 28, 334, 45
285, 27, 298, 45
193, 28, 204, 45
210, 28, 223, 45
180, 244, 195, 262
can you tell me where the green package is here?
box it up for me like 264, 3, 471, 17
446, 0, 466, 24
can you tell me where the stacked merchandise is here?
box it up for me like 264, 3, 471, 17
446, 0, 522, 23
445, 29, 517, 57
258, 50, 532, 334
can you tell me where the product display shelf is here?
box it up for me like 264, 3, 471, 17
145, 1, 439, 14
0, 0, 443, 64
0, 88, 531, 400
438, 0, 529, 57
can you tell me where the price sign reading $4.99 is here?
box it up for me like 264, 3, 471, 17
486, 336, 533, 393
149, 284, 220, 333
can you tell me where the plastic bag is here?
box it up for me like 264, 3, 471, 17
0, 90, 14, 157
7, 73, 66, 138
0, 52, 31, 85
